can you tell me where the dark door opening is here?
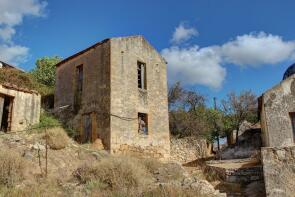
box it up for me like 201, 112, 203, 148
0, 95, 13, 132
81, 112, 97, 143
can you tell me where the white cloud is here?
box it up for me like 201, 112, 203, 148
0, 0, 46, 27
164, 27, 295, 89
162, 46, 226, 89
0, 27, 16, 42
171, 23, 198, 44
221, 32, 295, 67
0, 45, 29, 65
0, 0, 46, 65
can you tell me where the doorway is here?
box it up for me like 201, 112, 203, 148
81, 112, 97, 143
0, 95, 14, 132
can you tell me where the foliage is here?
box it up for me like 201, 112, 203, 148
30, 112, 61, 132
168, 82, 258, 148
0, 149, 26, 187
30, 56, 62, 88
0, 67, 53, 95
221, 90, 258, 143
168, 82, 208, 137
44, 127, 70, 150
74, 156, 153, 192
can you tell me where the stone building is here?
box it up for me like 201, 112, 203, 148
259, 63, 295, 196
259, 63, 295, 147
55, 36, 170, 159
0, 61, 41, 132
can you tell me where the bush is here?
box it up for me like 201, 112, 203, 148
39, 113, 61, 129
0, 67, 53, 96
44, 127, 70, 150
74, 156, 153, 191
0, 181, 64, 197
0, 149, 26, 187
143, 185, 200, 197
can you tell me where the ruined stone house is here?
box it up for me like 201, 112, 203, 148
259, 63, 295, 197
54, 36, 170, 159
0, 61, 41, 132
259, 63, 295, 147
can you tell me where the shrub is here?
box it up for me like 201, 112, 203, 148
38, 112, 61, 129
44, 127, 69, 150
0, 67, 53, 96
0, 149, 26, 187
141, 158, 163, 174
143, 186, 200, 197
0, 181, 65, 197
74, 156, 153, 191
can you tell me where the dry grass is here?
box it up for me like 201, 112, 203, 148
44, 127, 70, 150
0, 67, 53, 95
0, 180, 65, 197
143, 185, 207, 197
74, 156, 153, 191
0, 149, 26, 187
141, 157, 164, 173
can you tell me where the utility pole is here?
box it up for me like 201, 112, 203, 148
213, 97, 220, 151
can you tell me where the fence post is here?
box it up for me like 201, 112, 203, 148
45, 127, 48, 177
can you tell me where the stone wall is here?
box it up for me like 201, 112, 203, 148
260, 75, 295, 147
55, 36, 170, 159
55, 41, 111, 149
109, 36, 170, 159
262, 146, 295, 197
0, 85, 40, 131
206, 159, 263, 184
170, 137, 208, 163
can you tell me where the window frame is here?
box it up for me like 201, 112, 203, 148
138, 112, 148, 135
137, 61, 147, 90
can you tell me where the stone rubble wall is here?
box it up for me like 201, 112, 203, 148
206, 159, 263, 184
170, 137, 209, 163
262, 146, 295, 197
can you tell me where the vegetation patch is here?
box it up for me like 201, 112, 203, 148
74, 156, 153, 191
0, 68, 53, 95
44, 127, 70, 150
0, 149, 26, 187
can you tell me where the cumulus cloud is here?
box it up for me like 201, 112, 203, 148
163, 26, 295, 89
0, 45, 29, 65
221, 32, 295, 67
162, 46, 226, 89
0, 0, 46, 65
0, 27, 16, 42
171, 23, 198, 44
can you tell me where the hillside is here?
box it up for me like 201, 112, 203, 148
0, 126, 226, 197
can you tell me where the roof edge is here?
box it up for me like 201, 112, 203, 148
0, 61, 24, 72
56, 38, 110, 67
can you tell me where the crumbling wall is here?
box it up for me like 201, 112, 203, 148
0, 85, 40, 131
262, 146, 295, 197
170, 137, 208, 163
55, 41, 111, 149
110, 36, 170, 159
260, 75, 295, 147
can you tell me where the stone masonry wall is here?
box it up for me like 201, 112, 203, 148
262, 146, 295, 197
170, 137, 208, 163
260, 75, 295, 147
0, 85, 40, 131
55, 41, 111, 149
110, 36, 170, 159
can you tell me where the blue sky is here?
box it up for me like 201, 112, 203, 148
1, 0, 295, 102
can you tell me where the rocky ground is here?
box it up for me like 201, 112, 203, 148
0, 129, 226, 197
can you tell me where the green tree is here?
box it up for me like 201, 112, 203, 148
168, 82, 208, 137
31, 56, 62, 87
221, 90, 258, 144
